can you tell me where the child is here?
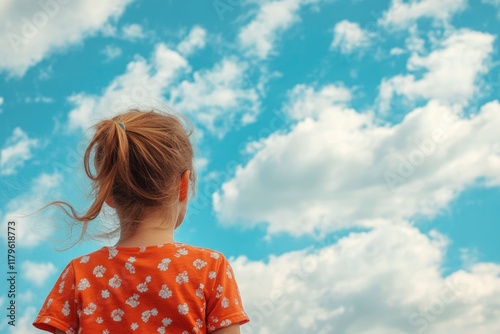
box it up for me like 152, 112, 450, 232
32, 109, 250, 333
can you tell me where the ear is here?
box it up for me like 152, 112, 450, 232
105, 196, 115, 208
179, 170, 190, 202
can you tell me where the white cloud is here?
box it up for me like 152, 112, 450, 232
101, 44, 122, 61
177, 26, 207, 56
234, 223, 500, 333
380, 0, 467, 29
379, 29, 495, 112
390, 47, 405, 56
67, 43, 190, 132
9, 307, 40, 334
330, 20, 374, 55
21, 261, 57, 286
0, 0, 132, 77
169, 57, 260, 136
238, 0, 305, 59
213, 83, 500, 236
1, 173, 62, 248
121, 23, 144, 40
1, 127, 39, 175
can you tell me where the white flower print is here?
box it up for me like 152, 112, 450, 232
221, 297, 229, 308
58, 281, 65, 293
162, 318, 172, 326
210, 316, 219, 323
125, 262, 135, 274
103, 330, 109, 334
210, 252, 220, 259
137, 276, 151, 292
62, 267, 70, 279
131, 323, 139, 330
208, 325, 215, 332
178, 303, 189, 315
157, 258, 171, 271
108, 247, 118, 259
220, 319, 232, 327
175, 271, 189, 284
196, 319, 203, 328
45, 298, 53, 309
109, 275, 122, 289
77, 278, 91, 291
208, 271, 216, 279
62, 301, 70, 316
234, 298, 239, 305
174, 248, 188, 258
193, 259, 207, 270
96, 317, 103, 324
126, 294, 140, 308
158, 284, 172, 299
80, 255, 90, 263
216, 284, 223, 298
141, 308, 158, 322
157, 327, 165, 334
111, 308, 124, 321
226, 265, 233, 279
83, 303, 97, 315
128, 256, 136, 262
101, 290, 110, 298
195, 284, 204, 299
182, 331, 189, 334
43, 318, 50, 323
77, 309, 81, 317
93, 265, 106, 277
139, 246, 146, 252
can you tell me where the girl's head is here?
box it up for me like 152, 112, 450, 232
47, 109, 196, 244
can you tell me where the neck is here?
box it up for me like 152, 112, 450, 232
115, 207, 178, 247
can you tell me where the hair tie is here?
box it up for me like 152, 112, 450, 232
117, 122, 126, 131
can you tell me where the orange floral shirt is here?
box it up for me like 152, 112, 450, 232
33, 242, 249, 333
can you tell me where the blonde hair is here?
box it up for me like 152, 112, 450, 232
41, 109, 196, 246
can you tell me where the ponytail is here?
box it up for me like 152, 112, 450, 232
34, 109, 196, 249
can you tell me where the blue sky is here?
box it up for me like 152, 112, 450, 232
1, 0, 500, 333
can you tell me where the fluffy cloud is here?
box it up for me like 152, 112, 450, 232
379, 29, 495, 112
21, 261, 57, 286
169, 57, 260, 136
177, 26, 207, 56
67, 43, 189, 132
213, 83, 500, 236
379, 0, 467, 29
121, 23, 144, 40
238, 0, 310, 59
234, 223, 500, 333
1, 127, 39, 175
330, 20, 374, 55
8, 307, 39, 334
101, 44, 122, 61
67, 29, 257, 136
0, 173, 62, 248
0, 0, 132, 77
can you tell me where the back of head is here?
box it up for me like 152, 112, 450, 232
45, 108, 197, 246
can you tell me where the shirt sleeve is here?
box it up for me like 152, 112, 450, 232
206, 254, 250, 332
32, 261, 79, 334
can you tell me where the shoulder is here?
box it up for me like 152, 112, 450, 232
176, 243, 226, 262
